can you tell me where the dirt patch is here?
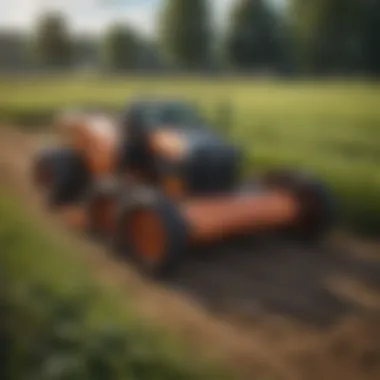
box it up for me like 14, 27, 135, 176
1, 126, 380, 380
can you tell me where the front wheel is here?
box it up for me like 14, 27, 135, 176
32, 147, 89, 208
115, 187, 188, 279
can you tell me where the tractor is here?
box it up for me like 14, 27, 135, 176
32, 98, 335, 277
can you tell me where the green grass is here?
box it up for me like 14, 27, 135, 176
0, 75, 379, 233
0, 189, 231, 380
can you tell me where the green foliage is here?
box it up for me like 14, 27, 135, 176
0, 31, 30, 70
32, 12, 73, 68
289, 0, 380, 75
159, 0, 212, 70
360, 0, 380, 76
226, 0, 283, 70
101, 24, 140, 71
73, 37, 100, 68
1, 0, 378, 76
0, 192, 228, 380
1, 0, 379, 76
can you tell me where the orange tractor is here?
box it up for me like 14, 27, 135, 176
32, 99, 335, 277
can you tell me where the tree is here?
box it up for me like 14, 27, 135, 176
102, 24, 140, 71
225, 0, 282, 71
73, 36, 100, 69
289, 0, 380, 75
159, 0, 212, 70
33, 12, 73, 68
0, 32, 30, 70
361, 0, 380, 76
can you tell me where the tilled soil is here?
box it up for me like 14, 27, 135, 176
1, 126, 379, 380
172, 236, 380, 327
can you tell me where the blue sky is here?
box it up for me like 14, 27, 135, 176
0, 0, 284, 36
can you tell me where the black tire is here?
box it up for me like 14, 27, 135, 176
262, 168, 336, 242
32, 147, 89, 208
115, 186, 188, 279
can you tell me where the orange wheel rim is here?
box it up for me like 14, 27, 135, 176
126, 209, 166, 264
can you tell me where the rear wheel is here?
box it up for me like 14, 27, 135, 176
32, 147, 89, 208
116, 187, 188, 279
262, 168, 336, 242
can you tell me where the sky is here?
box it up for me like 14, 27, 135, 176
0, 0, 284, 37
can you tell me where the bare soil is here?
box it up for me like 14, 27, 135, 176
1, 126, 379, 380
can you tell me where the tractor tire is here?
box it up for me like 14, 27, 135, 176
32, 147, 89, 208
262, 168, 336, 242
115, 186, 188, 279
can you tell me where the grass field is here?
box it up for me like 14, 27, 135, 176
0, 76, 379, 233
0, 189, 230, 380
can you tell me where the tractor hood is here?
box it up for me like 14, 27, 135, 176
150, 124, 241, 195
149, 125, 237, 160
176, 127, 229, 151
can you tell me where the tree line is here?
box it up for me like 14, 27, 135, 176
2, 0, 379, 76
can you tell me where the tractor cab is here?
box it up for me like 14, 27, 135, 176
117, 98, 241, 197
120, 99, 205, 138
